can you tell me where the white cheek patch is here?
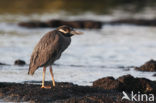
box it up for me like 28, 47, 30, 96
58, 29, 68, 34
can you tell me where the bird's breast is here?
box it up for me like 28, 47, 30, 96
59, 36, 71, 51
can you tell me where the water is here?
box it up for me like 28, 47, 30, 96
0, 13, 156, 86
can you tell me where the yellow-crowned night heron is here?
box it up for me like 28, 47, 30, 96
28, 25, 82, 89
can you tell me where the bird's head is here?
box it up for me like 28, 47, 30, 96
57, 25, 83, 37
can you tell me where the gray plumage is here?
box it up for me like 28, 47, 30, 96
28, 30, 71, 75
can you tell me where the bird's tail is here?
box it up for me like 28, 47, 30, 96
28, 64, 38, 75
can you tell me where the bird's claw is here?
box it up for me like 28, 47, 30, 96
41, 86, 51, 89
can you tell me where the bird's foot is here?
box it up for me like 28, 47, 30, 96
41, 85, 51, 89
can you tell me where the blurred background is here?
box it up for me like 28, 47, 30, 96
0, 0, 156, 15
0, 0, 156, 85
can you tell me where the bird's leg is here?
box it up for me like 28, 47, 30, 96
41, 66, 51, 89
41, 67, 46, 88
50, 66, 55, 87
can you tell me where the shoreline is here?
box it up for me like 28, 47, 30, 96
0, 74, 156, 103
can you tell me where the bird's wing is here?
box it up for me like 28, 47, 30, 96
28, 31, 60, 75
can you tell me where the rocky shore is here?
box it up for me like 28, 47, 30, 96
0, 59, 156, 102
18, 18, 156, 29
18, 20, 102, 29
0, 74, 156, 103
135, 59, 156, 72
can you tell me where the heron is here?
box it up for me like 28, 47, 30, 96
28, 25, 82, 89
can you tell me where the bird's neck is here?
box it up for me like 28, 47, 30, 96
61, 33, 73, 37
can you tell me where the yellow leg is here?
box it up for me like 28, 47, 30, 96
50, 66, 55, 87
41, 67, 46, 88
41, 67, 51, 89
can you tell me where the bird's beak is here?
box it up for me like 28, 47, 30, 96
70, 30, 83, 35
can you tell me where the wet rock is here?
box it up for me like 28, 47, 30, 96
0, 76, 156, 102
77, 20, 102, 29
60, 94, 134, 103
109, 19, 156, 26
14, 59, 26, 66
93, 74, 156, 93
117, 75, 155, 92
93, 77, 122, 90
0, 62, 7, 65
18, 21, 48, 28
0, 82, 105, 102
135, 59, 156, 72
18, 19, 102, 29
153, 73, 156, 77
19, 18, 156, 29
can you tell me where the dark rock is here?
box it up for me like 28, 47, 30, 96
60, 94, 134, 103
0, 82, 106, 102
153, 73, 156, 77
135, 59, 156, 72
109, 19, 156, 26
0, 62, 7, 65
18, 19, 102, 29
93, 77, 122, 90
19, 18, 156, 29
14, 59, 26, 66
0, 76, 156, 102
18, 21, 48, 28
0, 81, 139, 103
117, 75, 155, 92
93, 74, 156, 93
46, 19, 63, 28
76, 20, 102, 29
